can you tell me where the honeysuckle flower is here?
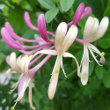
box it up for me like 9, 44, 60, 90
1, 5, 91, 52
68, 3, 92, 26
7, 52, 52, 110
80, 16, 109, 85
33, 22, 80, 100
1, 11, 54, 52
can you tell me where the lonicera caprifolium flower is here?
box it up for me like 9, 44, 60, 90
0, 2, 109, 110
80, 16, 109, 85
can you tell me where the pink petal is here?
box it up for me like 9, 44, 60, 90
24, 12, 38, 31
1, 28, 22, 50
1, 27, 51, 50
5, 22, 41, 43
72, 3, 85, 25
81, 7, 92, 19
17, 75, 31, 100
37, 14, 49, 42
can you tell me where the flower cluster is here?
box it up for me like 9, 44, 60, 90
0, 2, 109, 110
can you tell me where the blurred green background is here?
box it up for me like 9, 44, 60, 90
0, 0, 110, 110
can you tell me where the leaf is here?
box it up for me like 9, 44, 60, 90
98, 38, 110, 49
103, 72, 110, 88
45, 8, 59, 23
98, 31, 110, 49
95, 65, 105, 79
60, 0, 75, 12
7, 9, 28, 35
38, 0, 56, 10
7, 9, 37, 35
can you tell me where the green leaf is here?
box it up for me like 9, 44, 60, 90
38, 0, 56, 10
7, 9, 28, 35
98, 31, 110, 49
45, 8, 59, 23
103, 72, 110, 88
95, 65, 105, 79
60, 0, 75, 12
98, 38, 110, 49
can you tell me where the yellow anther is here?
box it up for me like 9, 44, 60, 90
11, 106, 15, 110
101, 52, 105, 56
9, 91, 12, 95
55, 69, 59, 74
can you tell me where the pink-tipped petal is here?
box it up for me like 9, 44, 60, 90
1, 28, 22, 50
72, 3, 85, 25
81, 7, 92, 19
37, 14, 49, 42
24, 12, 38, 31
17, 75, 31, 101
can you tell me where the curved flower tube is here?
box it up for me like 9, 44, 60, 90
33, 22, 80, 100
80, 16, 109, 85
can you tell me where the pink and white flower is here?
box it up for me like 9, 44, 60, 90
7, 52, 52, 110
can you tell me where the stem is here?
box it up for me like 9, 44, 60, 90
75, 38, 84, 44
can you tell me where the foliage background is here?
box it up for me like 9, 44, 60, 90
0, 0, 110, 110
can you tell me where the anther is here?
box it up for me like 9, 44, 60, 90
101, 52, 105, 56
55, 69, 59, 74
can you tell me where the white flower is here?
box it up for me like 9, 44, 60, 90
33, 22, 80, 100
80, 16, 109, 85
7, 52, 35, 110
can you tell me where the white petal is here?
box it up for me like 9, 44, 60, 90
63, 52, 80, 77
29, 79, 35, 110
55, 22, 67, 50
63, 25, 78, 51
33, 49, 57, 57
10, 52, 17, 71
48, 55, 62, 100
80, 47, 89, 85
95, 17, 109, 40
84, 17, 95, 39
16, 56, 23, 72
84, 17, 99, 43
